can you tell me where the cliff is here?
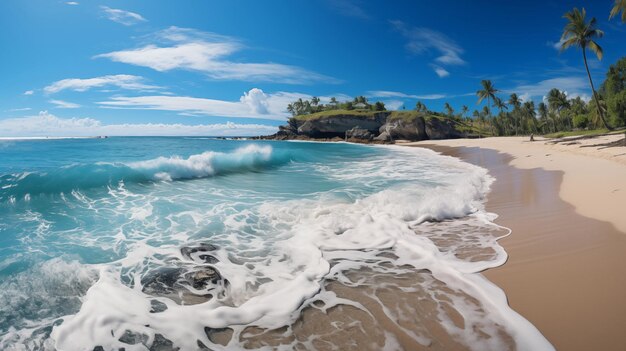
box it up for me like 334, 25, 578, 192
258, 110, 487, 143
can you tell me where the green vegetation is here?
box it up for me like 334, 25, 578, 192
287, 96, 386, 117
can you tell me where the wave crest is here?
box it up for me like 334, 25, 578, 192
0, 144, 282, 200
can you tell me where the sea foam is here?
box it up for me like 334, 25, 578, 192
0, 141, 554, 350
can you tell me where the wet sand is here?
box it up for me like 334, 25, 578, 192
410, 141, 626, 351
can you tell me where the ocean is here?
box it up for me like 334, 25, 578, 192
0, 137, 552, 350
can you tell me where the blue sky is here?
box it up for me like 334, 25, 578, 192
0, 0, 624, 136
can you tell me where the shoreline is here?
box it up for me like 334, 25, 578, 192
407, 137, 626, 350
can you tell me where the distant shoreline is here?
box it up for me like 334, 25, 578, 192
0, 136, 105, 140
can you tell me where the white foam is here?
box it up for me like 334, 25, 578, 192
13, 144, 553, 350
128, 144, 274, 181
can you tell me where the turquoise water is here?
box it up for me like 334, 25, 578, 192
0, 137, 553, 350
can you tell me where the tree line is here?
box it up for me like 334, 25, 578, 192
287, 96, 386, 116
422, 3, 625, 136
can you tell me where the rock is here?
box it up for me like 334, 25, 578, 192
374, 130, 391, 142
181, 243, 218, 264
425, 118, 464, 139
345, 126, 373, 141
150, 299, 168, 313
141, 265, 227, 305
379, 117, 427, 141
297, 113, 387, 138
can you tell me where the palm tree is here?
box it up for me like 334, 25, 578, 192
508, 93, 521, 111
461, 105, 469, 118
476, 80, 498, 119
287, 103, 295, 116
311, 96, 320, 106
610, 0, 626, 22
561, 7, 611, 130
494, 97, 508, 115
444, 102, 454, 117
522, 101, 537, 133
415, 101, 427, 113
538, 102, 550, 133
547, 88, 571, 130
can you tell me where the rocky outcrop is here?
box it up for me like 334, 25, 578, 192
378, 117, 428, 141
345, 126, 373, 141
258, 111, 474, 143
296, 113, 388, 139
425, 117, 464, 140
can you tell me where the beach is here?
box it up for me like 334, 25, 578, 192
406, 136, 626, 351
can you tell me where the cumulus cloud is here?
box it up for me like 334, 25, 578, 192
240, 88, 270, 114
49, 99, 81, 109
66, 2, 79, 5
24, 90, 34, 95
95, 26, 337, 84
100, 6, 146, 26
44, 75, 160, 94
0, 111, 277, 137
392, 20, 465, 77
98, 88, 323, 120
367, 90, 446, 100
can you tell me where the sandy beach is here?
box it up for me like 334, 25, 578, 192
406, 135, 626, 350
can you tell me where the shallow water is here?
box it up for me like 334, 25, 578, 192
0, 137, 553, 350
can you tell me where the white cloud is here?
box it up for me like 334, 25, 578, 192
95, 26, 336, 84
8, 108, 32, 112
240, 88, 270, 114
100, 6, 146, 26
97, 88, 318, 120
327, 0, 369, 19
432, 65, 450, 78
509, 77, 590, 101
66, 1, 79, 5
24, 90, 34, 95
392, 20, 465, 68
0, 111, 277, 137
546, 39, 566, 50
49, 99, 81, 109
367, 90, 446, 100
519, 93, 531, 102
382, 100, 404, 110
44, 75, 160, 94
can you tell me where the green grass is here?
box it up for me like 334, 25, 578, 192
543, 129, 611, 138
292, 109, 385, 121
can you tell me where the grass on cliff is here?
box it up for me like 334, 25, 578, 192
292, 109, 385, 121
293, 109, 440, 121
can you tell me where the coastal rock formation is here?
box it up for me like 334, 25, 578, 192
345, 126, 374, 141
258, 110, 479, 143
378, 117, 428, 141
425, 117, 464, 140
296, 113, 387, 139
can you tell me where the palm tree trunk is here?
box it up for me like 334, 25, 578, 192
583, 48, 611, 130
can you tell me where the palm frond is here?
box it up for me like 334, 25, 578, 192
587, 40, 603, 60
